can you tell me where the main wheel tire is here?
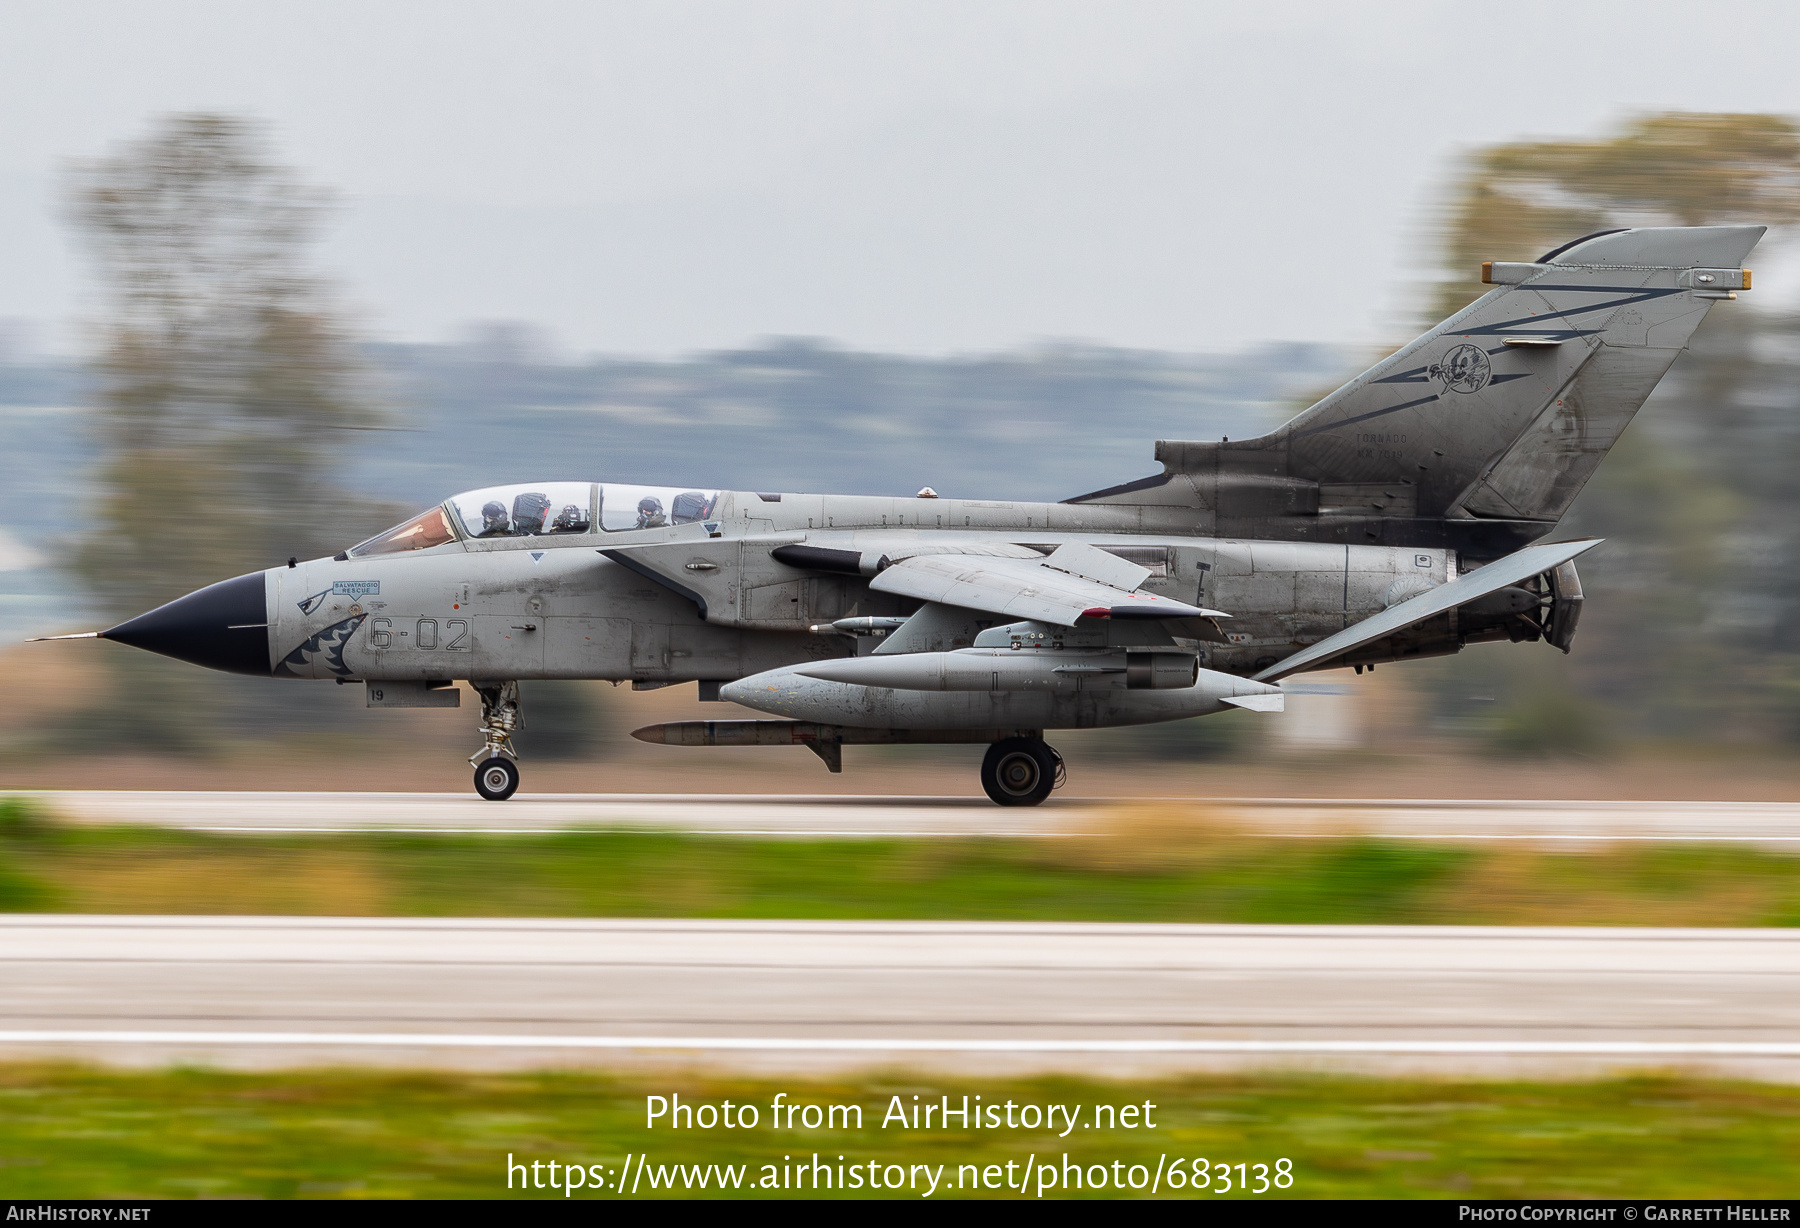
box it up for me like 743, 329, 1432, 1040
981, 737, 1057, 807
474, 757, 521, 801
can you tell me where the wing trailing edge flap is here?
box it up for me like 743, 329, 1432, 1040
869, 541, 1228, 627
1251, 537, 1604, 683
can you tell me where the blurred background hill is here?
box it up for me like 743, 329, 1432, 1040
0, 338, 1345, 635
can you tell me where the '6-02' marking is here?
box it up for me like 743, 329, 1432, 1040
371, 617, 469, 650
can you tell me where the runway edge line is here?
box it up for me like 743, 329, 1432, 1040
3, 1031, 1800, 1055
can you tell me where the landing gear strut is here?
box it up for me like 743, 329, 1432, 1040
471, 681, 522, 801
981, 737, 1064, 807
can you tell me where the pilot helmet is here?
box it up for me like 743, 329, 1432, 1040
481, 500, 508, 530
637, 496, 662, 515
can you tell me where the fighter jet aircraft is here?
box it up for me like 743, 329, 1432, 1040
42, 225, 1761, 803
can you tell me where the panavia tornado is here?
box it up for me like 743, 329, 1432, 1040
42, 225, 1760, 804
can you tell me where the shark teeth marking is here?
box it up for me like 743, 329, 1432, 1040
275, 613, 367, 679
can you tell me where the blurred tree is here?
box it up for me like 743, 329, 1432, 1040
1421, 112, 1800, 748
66, 112, 388, 617
1434, 112, 1800, 318
62, 114, 394, 750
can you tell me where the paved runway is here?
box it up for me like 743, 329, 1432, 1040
19, 790, 1800, 842
4, 916, 1798, 1076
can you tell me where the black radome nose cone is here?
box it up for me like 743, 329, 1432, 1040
102, 572, 273, 676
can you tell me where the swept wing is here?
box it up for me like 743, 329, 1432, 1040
869, 541, 1226, 627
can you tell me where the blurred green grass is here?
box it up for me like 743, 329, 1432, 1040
0, 1065, 1795, 1199
2, 798, 1799, 924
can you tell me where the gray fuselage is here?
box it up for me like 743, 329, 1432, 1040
268, 488, 1465, 701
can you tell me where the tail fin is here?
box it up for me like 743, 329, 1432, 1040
1075, 226, 1764, 557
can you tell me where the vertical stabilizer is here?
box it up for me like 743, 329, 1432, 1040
1080, 225, 1764, 556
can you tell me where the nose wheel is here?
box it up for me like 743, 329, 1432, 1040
474, 757, 521, 801
980, 737, 1063, 807
469, 681, 523, 801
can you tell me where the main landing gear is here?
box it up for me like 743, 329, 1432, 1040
471, 681, 522, 801
980, 737, 1065, 807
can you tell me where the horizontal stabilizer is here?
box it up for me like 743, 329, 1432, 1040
1221, 693, 1285, 713
1251, 537, 1604, 682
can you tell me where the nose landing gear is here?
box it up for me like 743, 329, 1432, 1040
980, 736, 1064, 807
470, 681, 522, 801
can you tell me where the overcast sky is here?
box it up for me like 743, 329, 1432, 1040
3, 0, 1799, 358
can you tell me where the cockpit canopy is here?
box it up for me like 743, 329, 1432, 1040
345, 481, 721, 557
451, 482, 594, 539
